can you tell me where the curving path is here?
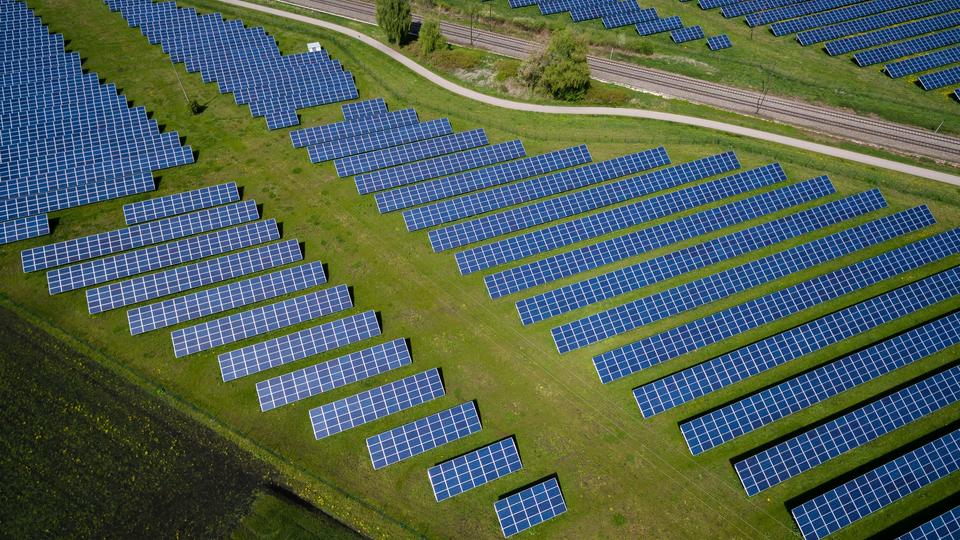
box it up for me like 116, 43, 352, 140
220, 0, 960, 185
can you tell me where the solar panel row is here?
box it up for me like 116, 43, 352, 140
852, 26, 960, 66
830, 12, 960, 56
635, 16, 683, 35
367, 401, 482, 469
671, 25, 705, 43
0, 214, 49, 245
899, 506, 960, 540
336, 129, 489, 178
886, 46, 960, 78
919, 66, 960, 91
122, 182, 239, 225
792, 0, 958, 44
341, 97, 387, 121
290, 109, 418, 149
774, 0, 935, 37
308, 119, 453, 163
429, 437, 522, 501
495, 477, 567, 537
707, 34, 732, 50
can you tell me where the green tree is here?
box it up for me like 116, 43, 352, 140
518, 29, 590, 101
418, 17, 446, 55
376, 0, 412, 45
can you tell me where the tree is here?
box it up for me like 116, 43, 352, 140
518, 30, 590, 101
418, 17, 446, 55
376, 0, 412, 45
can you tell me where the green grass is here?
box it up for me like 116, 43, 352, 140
5, 0, 960, 538
232, 490, 363, 539
425, 0, 960, 135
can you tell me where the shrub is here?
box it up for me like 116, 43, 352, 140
419, 17, 446, 55
519, 29, 590, 101
376, 0, 412, 45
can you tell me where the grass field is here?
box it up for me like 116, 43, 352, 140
425, 0, 960, 135
4, 0, 960, 538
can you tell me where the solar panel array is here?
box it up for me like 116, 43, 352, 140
0, 0, 193, 243
291, 109, 419, 149
885, 46, 960, 78
104, 0, 357, 129
308, 119, 453, 163
635, 262, 960, 417
735, 363, 960, 495
681, 310, 960, 455
791, 428, 960, 540
919, 66, 960, 91
495, 477, 567, 537
122, 182, 239, 225
671, 25, 705, 43
429, 438, 523, 502
899, 506, 960, 540
832, 13, 960, 57
336, 130, 489, 178
636, 16, 684, 35
553, 204, 927, 354
310, 368, 445, 439
852, 26, 960, 66
257, 338, 411, 411
707, 34, 732, 50
594, 226, 959, 384
367, 401, 482, 469
792, 0, 959, 45
517, 189, 885, 326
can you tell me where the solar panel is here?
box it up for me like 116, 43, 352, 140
0, 212, 48, 245
459, 159, 774, 277
635, 16, 682, 36
403, 147, 669, 233
341, 97, 388, 121
601, 7, 660, 28
635, 262, 960, 417
307, 119, 452, 163
791, 428, 960, 540
428, 438, 523, 502
130, 261, 327, 335
735, 364, 960, 495
518, 189, 884, 326
830, 13, 960, 56
122, 182, 239, 225
486, 175, 831, 300
86, 239, 302, 314
335, 129, 489, 178
376, 145, 592, 214
310, 368, 445, 440
22, 200, 258, 273
899, 506, 960, 540
681, 310, 960, 455
47, 219, 279, 295
495, 477, 567, 537
219, 310, 381, 382
886, 46, 960, 78
171, 285, 350, 358
367, 401, 482, 469
256, 338, 411, 411
553, 205, 931, 354
355, 139, 526, 194
920, 66, 960, 90
746, 0, 861, 26
290, 109, 418, 148
572, 1, 647, 23
707, 34, 732, 50
792, 0, 957, 44
594, 226, 959, 384
0, 171, 156, 222
671, 25, 704, 43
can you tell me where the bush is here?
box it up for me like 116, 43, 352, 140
519, 29, 590, 101
418, 17, 446, 55
376, 0, 412, 45
494, 59, 520, 82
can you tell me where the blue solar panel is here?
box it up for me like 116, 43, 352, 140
671, 25, 705, 43
428, 438, 523, 502
572, 1, 647, 22
792, 428, 960, 540
310, 368, 445, 440
376, 145, 592, 214
636, 16, 682, 36
553, 205, 931, 353
887, 46, 960, 78
706, 35, 732, 51
47, 219, 279, 295
122, 182, 239, 225
22, 200, 258, 273
405, 147, 669, 235
920, 66, 960, 90
601, 7, 660, 27
855, 26, 960, 66
171, 285, 350, 358
290, 109, 418, 148
367, 401, 482, 469
486, 175, 831, 300
355, 140, 526, 194
830, 13, 960, 56
746, 0, 860, 26
256, 338, 411, 411
736, 364, 960, 495
0, 214, 49, 245
335, 129, 489, 178
0, 171, 156, 222
635, 262, 960, 417
129, 261, 327, 335
219, 310, 381, 382
899, 506, 960, 540
459, 159, 773, 277
495, 477, 567, 537
308, 119, 452, 163
792, 0, 957, 44
341, 98, 388, 121
86, 239, 302, 314
594, 226, 959, 384
518, 189, 884, 326
681, 310, 960, 455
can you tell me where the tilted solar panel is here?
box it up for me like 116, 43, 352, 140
886, 46, 960, 78
830, 13, 960, 56
852, 26, 960, 65
919, 66, 960, 90
707, 34, 732, 50
341, 97, 388, 121
308, 119, 452, 163
898, 506, 960, 540
0, 171, 156, 222
792, 0, 958, 44
290, 108, 418, 148
635, 16, 682, 35
367, 401, 482, 469
429, 438, 522, 501
671, 25, 704, 43
122, 182, 239, 225
335, 129, 489, 178
0, 214, 49, 245
495, 477, 567, 537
